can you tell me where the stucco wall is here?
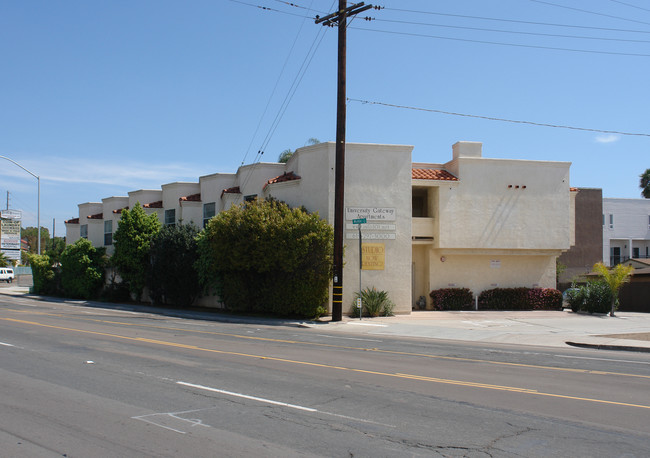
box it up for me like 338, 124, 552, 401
78, 202, 103, 248
102, 196, 129, 255
428, 250, 557, 297
161, 182, 200, 227
438, 157, 572, 250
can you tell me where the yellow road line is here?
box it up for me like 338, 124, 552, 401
4, 308, 650, 381
3, 316, 650, 411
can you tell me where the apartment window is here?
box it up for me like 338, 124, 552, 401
203, 202, 216, 228
104, 220, 113, 246
164, 209, 175, 226
633, 247, 640, 258
609, 214, 614, 229
80, 224, 88, 239
244, 194, 257, 202
648, 215, 650, 229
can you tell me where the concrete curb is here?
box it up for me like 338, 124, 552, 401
565, 341, 650, 353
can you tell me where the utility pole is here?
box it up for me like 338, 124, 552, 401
316, 2, 373, 321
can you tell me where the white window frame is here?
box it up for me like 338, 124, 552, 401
104, 220, 113, 246
203, 202, 216, 228
164, 209, 175, 226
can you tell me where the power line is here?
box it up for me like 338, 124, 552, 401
350, 26, 650, 57
529, 0, 650, 26
347, 98, 650, 138
374, 17, 650, 43
382, 7, 650, 34
608, 0, 650, 13
239, 1, 319, 167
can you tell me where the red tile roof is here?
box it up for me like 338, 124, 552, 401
412, 168, 458, 181
570, 187, 579, 192
87, 212, 103, 219
65, 217, 80, 224
263, 171, 301, 190
113, 206, 129, 214
143, 200, 163, 209
221, 186, 241, 198
180, 193, 201, 202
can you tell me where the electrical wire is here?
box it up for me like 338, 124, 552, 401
372, 18, 650, 43
350, 26, 650, 57
238, 1, 333, 192
529, 0, 650, 26
347, 98, 650, 138
239, 1, 317, 167
608, 0, 650, 13
381, 7, 650, 34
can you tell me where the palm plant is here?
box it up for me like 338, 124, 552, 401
592, 262, 634, 316
640, 168, 650, 198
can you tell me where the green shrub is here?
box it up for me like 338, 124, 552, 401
196, 198, 333, 318
28, 253, 59, 295
148, 224, 201, 307
60, 239, 106, 300
568, 281, 612, 314
112, 203, 161, 301
429, 288, 474, 310
350, 287, 395, 317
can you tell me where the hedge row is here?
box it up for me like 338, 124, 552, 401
429, 288, 474, 310
429, 287, 562, 311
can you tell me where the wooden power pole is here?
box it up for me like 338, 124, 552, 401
316, 2, 373, 321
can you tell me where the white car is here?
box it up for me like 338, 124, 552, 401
0, 268, 15, 283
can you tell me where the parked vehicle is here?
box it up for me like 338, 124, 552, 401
0, 268, 15, 283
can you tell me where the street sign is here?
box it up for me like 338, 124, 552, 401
352, 218, 366, 225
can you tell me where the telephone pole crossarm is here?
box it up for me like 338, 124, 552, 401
315, 2, 373, 26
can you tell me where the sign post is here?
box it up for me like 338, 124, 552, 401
352, 217, 366, 319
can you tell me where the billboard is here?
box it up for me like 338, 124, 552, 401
1, 210, 22, 261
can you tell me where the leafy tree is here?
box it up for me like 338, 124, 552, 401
45, 237, 66, 265
640, 168, 650, 198
196, 198, 333, 318
28, 253, 58, 295
592, 262, 635, 316
0, 252, 7, 267
21, 226, 50, 254
148, 223, 200, 307
60, 238, 106, 299
112, 203, 161, 301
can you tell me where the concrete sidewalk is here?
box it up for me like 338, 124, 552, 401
2, 285, 650, 352
324, 310, 650, 352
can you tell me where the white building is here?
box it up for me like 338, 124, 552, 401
65, 141, 575, 314
602, 198, 650, 266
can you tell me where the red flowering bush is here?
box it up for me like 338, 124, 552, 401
429, 288, 474, 310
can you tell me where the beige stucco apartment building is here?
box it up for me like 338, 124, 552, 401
65, 141, 575, 314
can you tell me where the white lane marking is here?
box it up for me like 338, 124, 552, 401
178, 382, 316, 412
132, 407, 212, 434
177, 381, 395, 427
346, 322, 388, 327
316, 334, 383, 342
555, 354, 650, 365
0, 341, 15, 347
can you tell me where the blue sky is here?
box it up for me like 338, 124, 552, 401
1, 0, 649, 236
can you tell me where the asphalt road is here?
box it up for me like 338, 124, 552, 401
1, 294, 650, 457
